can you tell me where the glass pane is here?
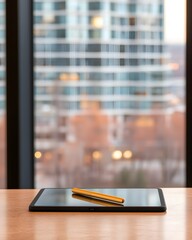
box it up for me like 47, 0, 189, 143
34, 0, 185, 188
0, 0, 6, 188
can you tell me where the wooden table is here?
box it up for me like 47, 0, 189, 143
0, 189, 191, 240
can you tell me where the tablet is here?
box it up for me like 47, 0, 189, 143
29, 188, 167, 212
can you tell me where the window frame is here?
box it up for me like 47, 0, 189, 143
6, 0, 34, 188
186, 0, 192, 186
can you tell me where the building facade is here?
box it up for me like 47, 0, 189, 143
33, 0, 174, 148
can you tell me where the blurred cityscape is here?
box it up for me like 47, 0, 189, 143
0, 0, 185, 188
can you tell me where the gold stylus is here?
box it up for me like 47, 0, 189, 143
72, 188, 125, 204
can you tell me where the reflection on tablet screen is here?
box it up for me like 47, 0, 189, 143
34, 189, 161, 207
72, 194, 124, 207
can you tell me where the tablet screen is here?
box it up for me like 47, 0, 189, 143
34, 188, 161, 207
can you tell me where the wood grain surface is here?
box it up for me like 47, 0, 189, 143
0, 188, 192, 240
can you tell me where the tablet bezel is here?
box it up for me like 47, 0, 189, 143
29, 188, 167, 212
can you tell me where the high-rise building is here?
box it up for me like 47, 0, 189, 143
34, 0, 172, 116
33, 0, 174, 148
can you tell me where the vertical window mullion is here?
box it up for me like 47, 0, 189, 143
6, 0, 34, 188
186, 0, 192, 187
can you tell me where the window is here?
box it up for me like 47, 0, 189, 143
89, 2, 102, 11
89, 29, 101, 39
34, 0, 186, 188
129, 17, 136, 26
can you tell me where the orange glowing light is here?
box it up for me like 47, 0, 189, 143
91, 16, 103, 28
123, 150, 133, 159
92, 151, 102, 160
112, 150, 122, 160
35, 151, 42, 159
169, 63, 180, 71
